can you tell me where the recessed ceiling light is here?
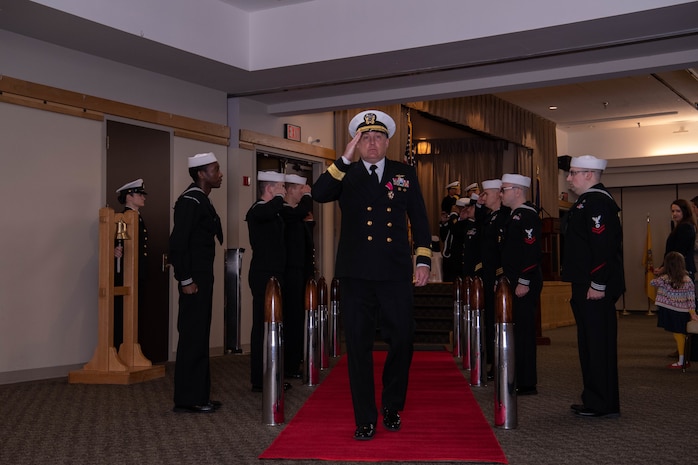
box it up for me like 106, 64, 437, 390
549, 106, 558, 110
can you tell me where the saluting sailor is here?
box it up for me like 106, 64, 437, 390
312, 110, 432, 441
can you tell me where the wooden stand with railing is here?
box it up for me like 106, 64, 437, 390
69, 207, 165, 384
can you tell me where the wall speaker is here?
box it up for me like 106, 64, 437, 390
557, 155, 571, 171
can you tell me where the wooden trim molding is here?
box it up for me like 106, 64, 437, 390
0, 75, 230, 145
239, 129, 335, 161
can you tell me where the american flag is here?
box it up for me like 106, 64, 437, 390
404, 109, 415, 166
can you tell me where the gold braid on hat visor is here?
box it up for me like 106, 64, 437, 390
357, 125, 388, 135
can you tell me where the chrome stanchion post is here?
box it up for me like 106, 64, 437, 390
303, 279, 320, 386
262, 277, 284, 425
329, 278, 341, 357
461, 276, 472, 370
453, 276, 463, 358
494, 276, 517, 429
317, 277, 330, 369
469, 276, 486, 386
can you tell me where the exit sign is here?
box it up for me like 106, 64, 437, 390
284, 124, 301, 141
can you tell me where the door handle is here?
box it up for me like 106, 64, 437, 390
162, 253, 171, 272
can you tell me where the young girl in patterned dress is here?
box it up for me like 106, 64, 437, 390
652, 251, 698, 368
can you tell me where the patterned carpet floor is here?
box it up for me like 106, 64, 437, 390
1, 313, 695, 465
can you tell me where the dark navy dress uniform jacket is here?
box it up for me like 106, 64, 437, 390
312, 157, 432, 279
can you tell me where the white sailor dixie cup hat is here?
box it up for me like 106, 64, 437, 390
570, 155, 608, 171
481, 179, 502, 190
501, 173, 531, 188
116, 178, 147, 195
446, 181, 460, 189
284, 174, 307, 185
349, 110, 396, 138
188, 152, 218, 168
258, 171, 286, 182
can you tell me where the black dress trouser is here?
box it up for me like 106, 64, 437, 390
340, 277, 415, 426
174, 278, 213, 406
570, 282, 620, 414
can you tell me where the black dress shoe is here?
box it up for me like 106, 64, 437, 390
382, 407, 401, 431
574, 407, 620, 418
284, 371, 302, 379
354, 423, 376, 441
516, 386, 538, 396
284, 382, 292, 391
173, 404, 215, 413
208, 400, 222, 410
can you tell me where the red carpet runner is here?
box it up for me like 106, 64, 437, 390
260, 350, 507, 463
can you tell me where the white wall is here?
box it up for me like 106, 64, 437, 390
0, 104, 102, 375
565, 121, 698, 160
0, 29, 227, 124
0, 31, 230, 383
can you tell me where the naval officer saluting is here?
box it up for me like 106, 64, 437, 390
312, 110, 432, 440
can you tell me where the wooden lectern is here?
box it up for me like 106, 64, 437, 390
69, 207, 165, 384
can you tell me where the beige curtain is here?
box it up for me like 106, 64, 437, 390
406, 95, 558, 218
417, 138, 506, 233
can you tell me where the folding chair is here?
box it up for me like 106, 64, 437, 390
683, 320, 698, 373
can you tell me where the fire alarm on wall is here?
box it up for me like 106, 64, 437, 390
243, 176, 250, 186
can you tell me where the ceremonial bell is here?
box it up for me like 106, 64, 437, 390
115, 219, 130, 240
262, 277, 284, 426
494, 276, 517, 429
114, 219, 130, 274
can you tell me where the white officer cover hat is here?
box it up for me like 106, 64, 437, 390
258, 171, 286, 182
570, 155, 608, 171
501, 173, 531, 188
446, 181, 460, 189
348, 110, 396, 138
188, 152, 218, 168
465, 182, 479, 191
116, 178, 147, 195
481, 179, 502, 190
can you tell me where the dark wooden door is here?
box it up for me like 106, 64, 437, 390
106, 120, 170, 363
